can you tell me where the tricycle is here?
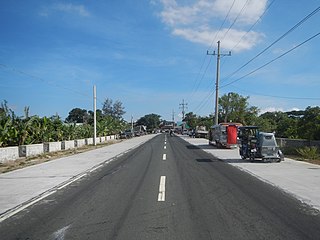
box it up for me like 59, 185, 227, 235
238, 126, 284, 162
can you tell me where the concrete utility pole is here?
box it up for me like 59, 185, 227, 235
179, 99, 188, 120
93, 85, 97, 146
172, 109, 175, 129
207, 41, 231, 126
131, 115, 133, 131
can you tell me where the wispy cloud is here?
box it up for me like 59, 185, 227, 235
157, 0, 268, 52
40, 3, 90, 17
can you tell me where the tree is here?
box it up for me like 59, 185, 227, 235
218, 92, 257, 124
102, 98, 113, 116
65, 108, 88, 123
102, 98, 126, 119
136, 114, 161, 131
298, 106, 320, 140
184, 112, 197, 129
113, 100, 126, 119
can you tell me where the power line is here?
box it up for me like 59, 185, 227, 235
222, 5, 320, 83
220, 31, 320, 88
228, 85, 320, 100
209, 0, 236, 49
188, 0, 236, 99
230, 0, 276, 52
221, 0, 250, 42
0, 63, 91, 99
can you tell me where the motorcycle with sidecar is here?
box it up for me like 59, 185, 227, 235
238, 126, 284, 162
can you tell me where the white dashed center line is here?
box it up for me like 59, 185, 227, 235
164, 146, 166, 149
162, 154, 166, 160
158, 176, 166, 202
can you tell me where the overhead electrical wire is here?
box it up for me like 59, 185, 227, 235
188, 0, 237, 101
0, 63, 106, 106
230, 0, 276, 52
209, 0, 236, 49
220, 0, 250, 42
220, 31, 320, 89
193, 4, 320, 113
221, 5, 320, 84
228, 85, 320, 100
188, 0, 238, 112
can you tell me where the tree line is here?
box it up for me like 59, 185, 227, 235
184, 92, 320, 140
0, 98, 128, 147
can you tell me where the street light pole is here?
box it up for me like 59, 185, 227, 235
93, 85, 97, 146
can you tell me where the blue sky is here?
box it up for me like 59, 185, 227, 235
1, 0, 320, 122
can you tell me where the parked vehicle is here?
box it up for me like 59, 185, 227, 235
194, 126, 208, 138
120, 129, 134, 139
209, 123, 242, 148
133, 125, 147, 136
238, 126, 284, 162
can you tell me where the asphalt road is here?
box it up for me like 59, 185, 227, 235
1, 134, 320, 240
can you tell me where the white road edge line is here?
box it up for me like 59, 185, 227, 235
0, 190, 56, 223
158, 176, 166, 202
162, 154, 167, 161
57, 173, 87, 190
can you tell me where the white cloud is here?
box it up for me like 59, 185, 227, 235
157, 0, 267, 52
173, 28, 264, 52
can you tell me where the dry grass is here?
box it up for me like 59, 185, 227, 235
0, 140, 120, 174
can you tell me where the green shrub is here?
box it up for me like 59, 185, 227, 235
296, 146, 319, 160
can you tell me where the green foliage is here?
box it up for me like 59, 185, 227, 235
296, 146, 319, 160
65, 108, 89, 123
102, 98, 126, 120
0, 100, 127, 147
218, 92, 259, 125
184, 112, 213, 131
297, 106, 320, 140
136, 114, 161, 131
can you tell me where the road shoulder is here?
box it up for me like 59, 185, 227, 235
179, 135, 320, 212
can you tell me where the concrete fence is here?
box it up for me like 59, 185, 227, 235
0, 135, 118, 163
62, 140, 75, 150
0, 146, 19, 163
19, 144, 44, 158
44, 142, 61, 153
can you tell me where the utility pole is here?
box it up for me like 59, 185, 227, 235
93, 85, 97, 146
131, 115, 133, 131
207, 41, 231, 125
179, 99, 188, 120
172, 109, 175, 130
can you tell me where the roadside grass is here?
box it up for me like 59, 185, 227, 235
282, 146, 320, 165
0, 140, 120, 174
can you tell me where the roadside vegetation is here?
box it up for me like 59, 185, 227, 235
1, 92, 319, 164
0, 98, 128, 147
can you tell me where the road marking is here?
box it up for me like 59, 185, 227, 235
162, 154, 166, 160
57, 173, 87, 190
164, 146, 166, 149
164, 141, 166, 145
158, 176, 166, 202
0, 190, 56, 223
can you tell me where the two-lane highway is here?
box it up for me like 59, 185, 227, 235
1, 134, 320, 239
